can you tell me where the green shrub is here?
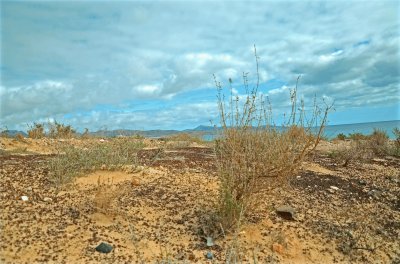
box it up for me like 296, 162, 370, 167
335, 133, 347, 140
348, 132, 367, 140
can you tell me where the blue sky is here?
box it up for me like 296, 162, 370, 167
1, 0, 399, 132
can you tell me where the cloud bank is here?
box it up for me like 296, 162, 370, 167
1, 1, 399, 131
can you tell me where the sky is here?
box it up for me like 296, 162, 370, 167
1, 0, 399, 132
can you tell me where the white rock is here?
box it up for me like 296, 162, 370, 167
21, 196, 29, 201
43, 197, 52, 202
330, 186, 339, 191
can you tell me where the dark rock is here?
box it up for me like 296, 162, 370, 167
276, 205, 296, 220
205, 251, 213, 260
95, 242, 113, 253
358, 180, 367, 185
367, 190, 381, 199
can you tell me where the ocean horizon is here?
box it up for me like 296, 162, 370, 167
323, 120, 400, 139
202, 120, 400, 140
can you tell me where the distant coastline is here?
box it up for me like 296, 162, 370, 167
2, 120, 399, 140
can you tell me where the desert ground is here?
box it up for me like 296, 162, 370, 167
0, 137, 399, 263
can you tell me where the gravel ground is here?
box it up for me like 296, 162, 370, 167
0, 142, 399, 263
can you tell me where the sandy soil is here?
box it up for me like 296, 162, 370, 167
0, 138, 399, 263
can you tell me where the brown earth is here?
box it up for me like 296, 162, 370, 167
0, 138, 399, 263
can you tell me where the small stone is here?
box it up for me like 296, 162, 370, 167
330, 186, 339, 191
21, 196, 29, 201
95, 242, 113, 253
43, 197, 52, 202
276, 205, 295, 220
206, 236, 214, 247
134, 166, 144, 173
101, 164, 107, 170
131, 178, 140, 186
359, 180, 367, 185
205, 251, 213, 260
272, 243, 284, 254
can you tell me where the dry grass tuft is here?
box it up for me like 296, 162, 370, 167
48, 138, 144, 186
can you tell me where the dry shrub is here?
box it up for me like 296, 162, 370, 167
368, 128, 389, 156
27, 123, 45, 139
48, 121, 76, 138
390, 128, 400, 157
214, 46, 332, 230
394, 128, 400, 148
94, 177, 119, 215
81, 128, 90, 139
15, 133, 26, 142
330, 140, 374, 167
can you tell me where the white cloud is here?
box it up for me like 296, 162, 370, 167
1, 1, 399, 130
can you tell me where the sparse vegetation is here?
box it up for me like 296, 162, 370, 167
214, 46, 332, 231
329, 128, 399, 166
329, 140, 374, 167
48, 138, 144, 186
165, 132, 204, 148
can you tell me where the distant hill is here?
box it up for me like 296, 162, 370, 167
0, 130, 28, 137
89, 129, 181, 138
0, 126, 217, 139
188, 125, 215, 132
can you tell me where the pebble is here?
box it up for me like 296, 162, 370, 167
206, 236, 214, 247
276, 205, 296, 220
95, 242, 113, 253
272, 243, 284, 254
21, 196, 29, 201
43, 197, 52, 202
205, 251, 213, 260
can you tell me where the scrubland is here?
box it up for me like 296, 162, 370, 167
1, 50, 399, 263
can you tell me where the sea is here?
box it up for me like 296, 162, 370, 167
202, 120, 400, 140
322, 120, 400, 140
